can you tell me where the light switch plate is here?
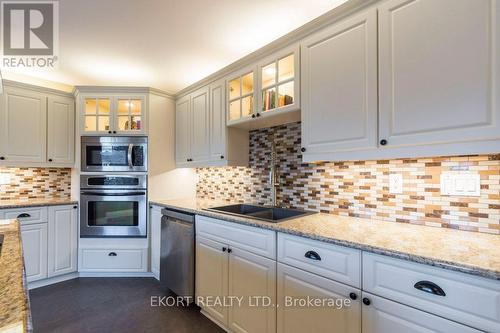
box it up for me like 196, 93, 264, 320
389, 173, 403, 194
0, 173, 11, 185
440, 171, 480, 197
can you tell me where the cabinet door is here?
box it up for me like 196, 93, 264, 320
115, 96, 146, 135
227, 66, 257, 125
175, 95, 191, 165
47, 96, 75, 166
228, 247, 276, 333
196, 236, 229, 326
378, 0, 500, 148
362, 292, 481, 333
149, 205, 162, 279
0, 87, 47, 163
301, 9, 377, 158
20, 223, 48, 282
190, 86, 210, 163
81, 97, 112, 134
210, 79, 227, 161
277, 263, 361, 333
47, 205, 77, 278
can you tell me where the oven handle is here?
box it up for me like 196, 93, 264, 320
81, 191, 146, 196
128, 144, 133, 168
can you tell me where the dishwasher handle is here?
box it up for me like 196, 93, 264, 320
161, 209, 195, 223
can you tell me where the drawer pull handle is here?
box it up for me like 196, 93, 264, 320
108, 252, 117, 257
414, 280, 446, 297
17, 213, 31, 218
304, 250, 321, 261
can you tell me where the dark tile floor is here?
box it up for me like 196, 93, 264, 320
29, 277, 224, 333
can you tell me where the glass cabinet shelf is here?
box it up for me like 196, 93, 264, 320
260, 52, 296, 113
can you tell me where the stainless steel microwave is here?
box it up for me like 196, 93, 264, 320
81, 136, 147, 172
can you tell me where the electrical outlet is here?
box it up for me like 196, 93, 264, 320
389, 173, 403, 194
0, 173, 11, 185
440, 171, 480, 196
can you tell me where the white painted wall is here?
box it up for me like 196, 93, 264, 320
148, 93, 197, 200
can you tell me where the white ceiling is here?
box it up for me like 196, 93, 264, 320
3, 0, 348, 94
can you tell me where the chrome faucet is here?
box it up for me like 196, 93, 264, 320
269, 142, 279, 207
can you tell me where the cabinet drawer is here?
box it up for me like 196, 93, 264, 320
196, 215, 276, 259
3, 206, 48, 225
363, 253, 500, 332
278, 233, 361, 288
79, 248, 147, 272
362, 292, 481, 333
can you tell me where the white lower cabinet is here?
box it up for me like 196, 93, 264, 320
15, 205, 78, 284
277, 263, 361, 333
47, 205, 78, 277
195, 217, 276, 333
196, 236, 229, 325
20, 223, 48, 282
227, 247, 276, 333
149, 205, 162, 279
361, 292, 480, 333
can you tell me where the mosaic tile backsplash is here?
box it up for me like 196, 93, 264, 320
0, 168, 71, 201
197, 122, 500, 234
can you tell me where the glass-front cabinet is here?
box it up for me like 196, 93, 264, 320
258, 45, 300, 115
80, 94, 146, 135
226, 44, 300, 127
227, 67, 257, 125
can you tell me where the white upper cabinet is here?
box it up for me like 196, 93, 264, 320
80, 93, 146, 135
257, 45, 300, 123
190, 86, 210, 163
0, 86, 47, 164
301, 8, 378, 160
47, 95, 75, 166
210, 79, 226, 161
378, 0, 500, 148
175, 95, 191, 165
226, 46, 301, 130
175, 81, 249, 168
114, 96, 146, 134
227, 66, 257, 126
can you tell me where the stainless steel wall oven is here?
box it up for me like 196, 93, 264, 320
80, 174, 147, 237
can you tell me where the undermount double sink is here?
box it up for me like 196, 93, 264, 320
205, 204, 315, 223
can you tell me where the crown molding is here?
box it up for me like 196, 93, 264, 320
3, 79, 74, 98
174, 0, 377, 99
72, 85, 175, 99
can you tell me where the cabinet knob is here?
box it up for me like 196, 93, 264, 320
113, 131, 117, 134
222, 247, 227, 252
220, 155, 224, 159
108, 131, 112, 134
0, 156, 5, 160
349, 292, 357, 300
256, 113, 261, 117
48, 158, 53, 162
380, 139, 388, 146
300, 147, 306, 153
362, 297, 371, 306
252, 114, 256, 118
73, 206, 77, 209
108, 252, 117, 257
227, 248, 232, 253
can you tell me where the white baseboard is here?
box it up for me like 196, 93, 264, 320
78, 271, 155, 278
28, 272, 79, 290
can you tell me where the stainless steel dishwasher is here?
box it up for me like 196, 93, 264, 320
160, 208, 195, 299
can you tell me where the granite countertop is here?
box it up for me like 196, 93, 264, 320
150, 198, 500, 280
0, 198, 78, 209
0, 219, 32, 333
